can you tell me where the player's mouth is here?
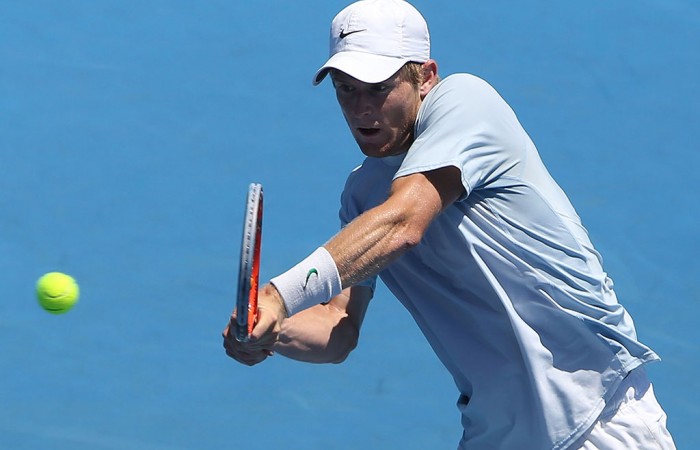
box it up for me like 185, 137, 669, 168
357, 127, 380, 137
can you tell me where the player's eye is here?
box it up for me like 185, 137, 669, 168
333, 82, 354, 94
370, 83, 392, 95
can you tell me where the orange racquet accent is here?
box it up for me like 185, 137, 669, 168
235, 183, 263, 342
246, 194, 263, 336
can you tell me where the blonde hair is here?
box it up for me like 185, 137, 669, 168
398, 62, 440, 87
397, 62, 424, 86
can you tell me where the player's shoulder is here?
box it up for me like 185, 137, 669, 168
431, 73, 501, 100
420, 72, 513, 124
441, 72, 488, 85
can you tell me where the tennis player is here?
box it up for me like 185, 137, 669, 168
223, 1, 676, 448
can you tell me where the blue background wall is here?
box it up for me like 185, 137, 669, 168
1, 1, 697, 448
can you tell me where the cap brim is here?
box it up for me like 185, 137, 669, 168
313, 51, 410, 86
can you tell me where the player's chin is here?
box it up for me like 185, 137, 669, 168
357, 142, 392, 158
355, 136, 405, 158
352, 132, 382, 154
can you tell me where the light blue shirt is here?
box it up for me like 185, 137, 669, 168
339, 74, 659, 449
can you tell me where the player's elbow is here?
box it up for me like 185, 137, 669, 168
391, 203, 432, 251
392, 219, 426, 253
400, 225, 424, 250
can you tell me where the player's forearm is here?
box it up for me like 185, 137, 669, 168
273, 301, 359, 364
326, 197, 426, 288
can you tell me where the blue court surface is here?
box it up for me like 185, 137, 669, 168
1, 1, 698, 448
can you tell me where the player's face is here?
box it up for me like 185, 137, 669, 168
331, 70, 421, 158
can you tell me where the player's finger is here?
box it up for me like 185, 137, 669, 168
222, 325, 271, 362
248, 315, 279, 350
222, 321, 240, 341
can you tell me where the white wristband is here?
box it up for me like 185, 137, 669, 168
270, 247, 343, 316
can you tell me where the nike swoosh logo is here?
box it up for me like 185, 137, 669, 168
304, 268, 319, 289
339, 29, 366, 39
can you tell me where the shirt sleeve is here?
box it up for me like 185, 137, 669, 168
394, 74, 528, 198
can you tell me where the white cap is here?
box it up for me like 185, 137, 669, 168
312, 0, 430, 85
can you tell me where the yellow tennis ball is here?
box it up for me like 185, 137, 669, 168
36, 272, 79, 314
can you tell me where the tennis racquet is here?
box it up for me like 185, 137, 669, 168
235, 183, 263, 342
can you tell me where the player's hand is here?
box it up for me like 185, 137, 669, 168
222, 284, 288, 366
222, 319, 270, 366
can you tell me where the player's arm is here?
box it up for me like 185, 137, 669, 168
222, 285, 371, 365
326, 166, 464, 288
237, 166, 463, 357
274, 285, 372, 363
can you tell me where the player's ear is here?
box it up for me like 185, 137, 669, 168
419, 60, 439, 99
